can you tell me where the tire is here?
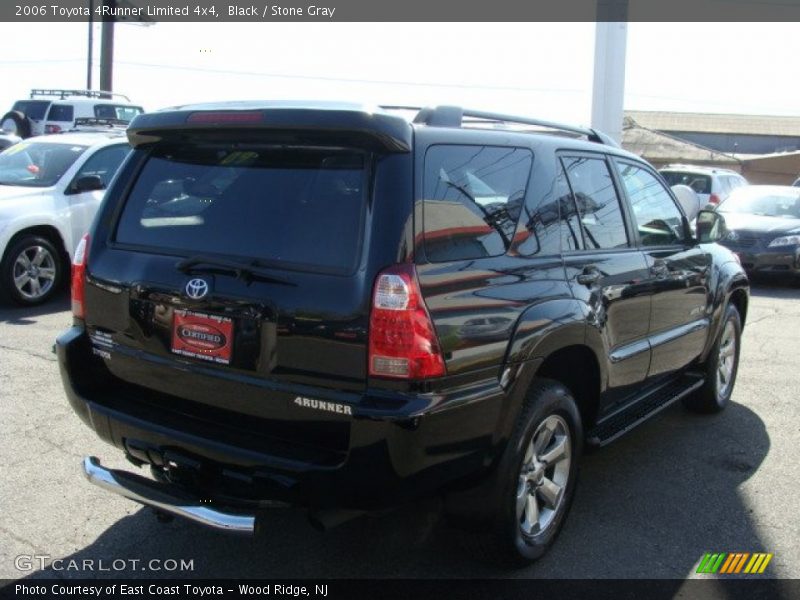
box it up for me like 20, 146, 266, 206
488, 378, 583, 566
1, 111, 32, 139
0, 234, 64, 306
683, 303, 742, 414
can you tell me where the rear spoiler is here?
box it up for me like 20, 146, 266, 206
126, 106, 413, 153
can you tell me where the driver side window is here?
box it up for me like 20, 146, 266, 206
618, 162, 684, 247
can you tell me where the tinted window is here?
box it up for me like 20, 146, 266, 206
423, 145, 532, 261
115, 145, 368, 274
0, 141, 87, 187
619, 162, 684, 246
95, 104, 143, 121
47, 104, 74, 122
661, 171, 711, 195
562, 156, 628, 249
519, 162, 580, 255
71, 144, 130, 189
12, 100, 50, 120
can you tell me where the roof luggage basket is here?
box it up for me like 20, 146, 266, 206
29, 89, 132, 102
69, 118, 130, 132
403, 105, 619, 147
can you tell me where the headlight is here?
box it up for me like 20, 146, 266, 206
768, 235, 800, 248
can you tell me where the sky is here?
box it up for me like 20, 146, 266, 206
1, 22, 798, 125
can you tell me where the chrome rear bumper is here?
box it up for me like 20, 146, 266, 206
82, 456, 257, 535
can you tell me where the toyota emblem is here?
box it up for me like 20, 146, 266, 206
185, 278, 210, 300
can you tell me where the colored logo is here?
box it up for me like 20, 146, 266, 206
696, 552, 773, 575
185, 278, 210, 300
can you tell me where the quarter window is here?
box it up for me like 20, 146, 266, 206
561, 156, 629, 249
618, 162, 684, 247
423, 145, 533, 261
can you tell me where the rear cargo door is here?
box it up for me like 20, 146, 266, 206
87, 142, 375, 406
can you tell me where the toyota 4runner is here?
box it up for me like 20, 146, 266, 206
57, 102, 749, 565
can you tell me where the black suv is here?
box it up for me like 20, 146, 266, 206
57, 102, 749, 564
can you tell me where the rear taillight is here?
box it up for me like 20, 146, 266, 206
71, 234, 89, 319
709, 193, 722, 205
368, 264, 446, 379
45, 124, 62, 134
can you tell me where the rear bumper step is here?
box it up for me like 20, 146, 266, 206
82, 456, 257, 535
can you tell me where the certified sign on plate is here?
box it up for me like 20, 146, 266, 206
171, 310, 233, 364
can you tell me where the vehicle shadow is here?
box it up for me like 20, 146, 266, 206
748, 276, 800, 300
0, 291, 69, 324
20, 399, 789, 592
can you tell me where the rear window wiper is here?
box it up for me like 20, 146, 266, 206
176, 255, 297, 287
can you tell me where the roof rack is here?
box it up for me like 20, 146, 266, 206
405, 105, 619, 147
30, 89, 131, 102
68, 117, 130, 131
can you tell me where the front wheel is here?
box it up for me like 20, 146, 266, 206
491, 378, 582, 566
683, 303, 742, 413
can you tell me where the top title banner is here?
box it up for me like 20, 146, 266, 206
4, 0, 800, 22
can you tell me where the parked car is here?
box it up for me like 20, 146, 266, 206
57, 103, 748, 566
1, 89, 143, 139
660, 164, 748, 207
0, 130, 131, 305
716, 185, 800, 280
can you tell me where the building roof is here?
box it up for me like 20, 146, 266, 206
625, 111, 800, 137
621, 117, 740, 166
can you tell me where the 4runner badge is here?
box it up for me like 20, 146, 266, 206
293, 396, 353, 416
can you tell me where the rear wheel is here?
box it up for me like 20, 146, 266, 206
0, 235, 64, 306
1, 111, 32, 139
683, 303, 741, 413
489, 378, 582, 566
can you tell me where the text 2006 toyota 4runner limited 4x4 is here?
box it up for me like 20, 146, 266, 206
57, 102, 748, 564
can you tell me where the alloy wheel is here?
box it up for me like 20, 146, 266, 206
12, 245, 57, 301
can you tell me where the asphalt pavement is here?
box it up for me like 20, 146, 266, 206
1, 279, 798, 582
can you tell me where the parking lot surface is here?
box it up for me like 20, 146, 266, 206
1, 280, 799, 581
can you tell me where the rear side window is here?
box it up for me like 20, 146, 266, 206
423, 145, 533, 261
561, 156, 629, 249
47, 105, 74, 122
115, 145, 368, 274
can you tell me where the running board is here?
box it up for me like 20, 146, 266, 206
587, 373, 705, 447
82, 456, 257, 535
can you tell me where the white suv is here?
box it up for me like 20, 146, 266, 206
0, 130, 130, 305
1, 89, 143, 139
659, 164, 748, 207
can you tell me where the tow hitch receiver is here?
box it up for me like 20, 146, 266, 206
82, 456, 257, 535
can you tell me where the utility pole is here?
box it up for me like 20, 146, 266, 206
591, 1, 629, 143
86, 0, 94, 89
99, 0, 115, 95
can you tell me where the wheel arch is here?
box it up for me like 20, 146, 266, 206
2, 224, 71, 270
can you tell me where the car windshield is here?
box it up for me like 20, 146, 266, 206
0, 142, 88, 187
717, 187, 800, 218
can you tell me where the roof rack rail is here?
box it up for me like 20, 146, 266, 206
69, 117, 130, 130
29, 89, 131, 102
411, 105, 619, 147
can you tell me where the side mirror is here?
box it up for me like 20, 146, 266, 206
72, 175, 105, 193
695, 209, 727, 243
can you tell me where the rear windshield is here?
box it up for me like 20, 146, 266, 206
12, 100, 51, 120
115, 144, 368, 274
660, 171, 711, 195
94, 104, 143, 121
0, 141, 87, 187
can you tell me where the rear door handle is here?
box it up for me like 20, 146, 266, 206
577, 266, 601, 286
